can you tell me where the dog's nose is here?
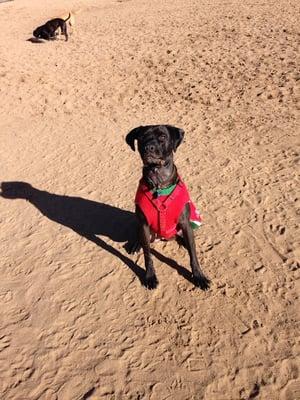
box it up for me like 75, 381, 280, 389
145, 143, 155, 153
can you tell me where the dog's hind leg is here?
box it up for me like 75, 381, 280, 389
61, 22, 68, 41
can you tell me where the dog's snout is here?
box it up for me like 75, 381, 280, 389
145, 143, 155, 153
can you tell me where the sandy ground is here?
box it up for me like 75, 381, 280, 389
0, 0, 299, 399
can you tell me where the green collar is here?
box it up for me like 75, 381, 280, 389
152, 182, 177, 196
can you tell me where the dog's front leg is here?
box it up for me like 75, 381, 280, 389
178, 204, 210, 290
47, 31, 56, 40
136, 206, 158, 289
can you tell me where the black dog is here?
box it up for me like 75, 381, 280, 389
33, 13, 70, 41
126, 125, 211, 290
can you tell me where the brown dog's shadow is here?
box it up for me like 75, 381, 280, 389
1, 181, 193, 286
27, 37, 45, 44
27, 35, 63, 44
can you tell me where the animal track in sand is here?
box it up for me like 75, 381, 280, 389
0, 289, 13, 303
270, 223, 286, 235
0, 334, 11, 352
1, 1, 299, 399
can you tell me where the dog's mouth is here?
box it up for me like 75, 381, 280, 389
142, 155, 165, 166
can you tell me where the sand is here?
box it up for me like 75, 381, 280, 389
0, 0, 299, 399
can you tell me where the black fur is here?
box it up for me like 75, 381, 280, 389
33, 13, 70, 41
126, 125, 210, 290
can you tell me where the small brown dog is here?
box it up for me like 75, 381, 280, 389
33, 13, 71, 41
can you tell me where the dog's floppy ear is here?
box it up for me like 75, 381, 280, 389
126, 126, 147, 151
166, 125, 185, 152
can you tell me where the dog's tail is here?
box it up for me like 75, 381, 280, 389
64, 13, 71, 22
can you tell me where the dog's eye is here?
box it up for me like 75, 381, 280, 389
159, 135, 166, 142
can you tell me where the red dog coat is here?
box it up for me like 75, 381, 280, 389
135, 177, 202, 240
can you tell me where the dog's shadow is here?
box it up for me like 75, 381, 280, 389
27, 35, 64, 44
27, 37, 45, 44
0, 181, 194, 286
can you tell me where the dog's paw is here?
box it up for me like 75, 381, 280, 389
193, 272, 211, 291
124, 240, 141, 254
145, 274, 158, 290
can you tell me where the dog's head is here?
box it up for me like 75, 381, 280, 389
33, 26, 43, 38
125, 125, 184, 167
